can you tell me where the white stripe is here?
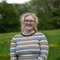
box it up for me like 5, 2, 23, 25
20, 54, 38, 56
40, 40, 47, 42
17, 49, 40, 52
41, 50, 48, 53
17, 40, 38, 44
17, 44, 39, 48
11, 43, 16, 44
26, 35, 45, 38
40, 45, 48, 48
10, 53, 16, 55
12, 38, 16, 40
11, 47, 16, 50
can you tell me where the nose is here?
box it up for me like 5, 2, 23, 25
27, 22, 31, 24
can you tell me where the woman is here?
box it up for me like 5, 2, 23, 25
10, 13, 49, 60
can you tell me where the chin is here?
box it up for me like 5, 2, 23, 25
26, 27, 33, 30
27, 28, 32, 30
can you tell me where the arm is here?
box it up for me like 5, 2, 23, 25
37, 34, 49, 60
10, 37, 17, 60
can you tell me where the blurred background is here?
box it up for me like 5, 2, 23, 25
0, 0, 60, 60
0, 0, 60, 33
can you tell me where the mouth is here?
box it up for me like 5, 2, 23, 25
26, 24, 32, 27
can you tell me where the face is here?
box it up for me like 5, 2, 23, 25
23, 15, 36, 31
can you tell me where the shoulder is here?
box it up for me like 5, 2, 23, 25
35, 32, 45, 36
35, 32, 47, 39
12, 33, 22, 41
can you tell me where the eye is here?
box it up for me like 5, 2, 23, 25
24, 20, 35, 22
29, 20, 33, 22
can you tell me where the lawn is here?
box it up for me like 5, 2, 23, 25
0, 29, 60, 60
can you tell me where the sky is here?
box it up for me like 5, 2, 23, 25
0, 0, 31, 4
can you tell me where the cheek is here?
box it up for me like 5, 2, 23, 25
22, 22, 26, 25
32, 22, 36, 26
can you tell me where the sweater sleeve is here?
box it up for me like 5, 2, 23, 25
10, 37, 17, 60
37, 34, 49, 60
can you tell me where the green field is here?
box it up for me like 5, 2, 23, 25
0, 29, 60, 60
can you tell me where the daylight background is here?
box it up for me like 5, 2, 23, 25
0, 0, 60, 60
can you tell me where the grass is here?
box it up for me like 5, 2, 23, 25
0, 29, 60, 60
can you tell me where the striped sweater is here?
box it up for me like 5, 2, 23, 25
10, 32, 49, 60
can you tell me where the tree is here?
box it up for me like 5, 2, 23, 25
30, 0, 60, 13
0, 1, 20, 33
14, 3, 36, 15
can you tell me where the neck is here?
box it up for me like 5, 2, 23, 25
23, 30, 35, 35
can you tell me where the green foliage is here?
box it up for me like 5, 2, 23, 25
0, 2, 20, 33
37, 8, 60, 30
0, 29, 60, 60
14, 3, 34, 15
51, 8, 60, 16
50, 8, 60, 29
30, 0, 60, 13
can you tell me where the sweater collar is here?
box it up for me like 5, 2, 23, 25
21, 31, 36, 37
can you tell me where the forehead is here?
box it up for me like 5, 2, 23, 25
25, 15, 35, 20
